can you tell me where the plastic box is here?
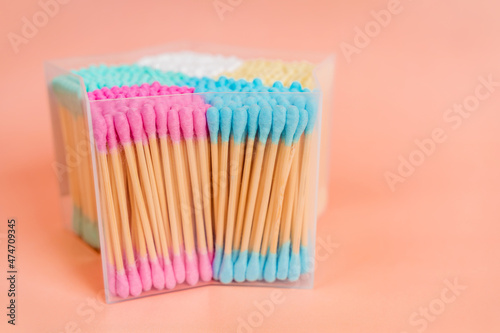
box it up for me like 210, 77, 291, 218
45, 43, 333, 302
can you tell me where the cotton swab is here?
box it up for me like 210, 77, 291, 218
263, 106, 308, 282
92, 111, 129, 298
113, 112, 164, 290
104, 115, 142, 296
168, 105, 199, 285
276, 108, 308, 280
179, 105, 212, 282
213, 106, 232, 279
232, 100, 260, 256
155, 102, 186, 284
219, 106, 247, 283
262, 105, 300, 282
233, 104, 273, 282
193, 106, 215, 262
207, 107, 220, 229
289, 97, 318, 281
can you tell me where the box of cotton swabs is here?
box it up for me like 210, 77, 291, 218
45, 43, 333, 302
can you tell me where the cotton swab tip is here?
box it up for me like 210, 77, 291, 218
258, 104, 273, 143
126, 263, 142, 297
233, 250, 248, 282
138, 257, 152, 291
116, 270, 130, 298
277, 242, 291, 280
113, 112, 132, 145
163, 259, 176, 290
92, 110, 107, 152
247, 104, 260, 139
172, 254, 186, 284
179, 105, 195, 139
193, 107, 208, 139
141, 104, 157, 138
150, 257, 165, 290
185, 254, 200, 286
126, 109, 145, 143
206, 106, 220, 143
263, 253, 277, 283
154, 102, 168, 138
284, 105, 300, 146
219, 254, 234, 284
232, 107, 248, 144
246, 252, 261, 282
198, 252, 213, 282
300, 245, 310, 274
167, 105, 182, 142
293, 108, 309, 143
219, 106, 233, 142
212, 246, 223, 280
271, 105, 286, 143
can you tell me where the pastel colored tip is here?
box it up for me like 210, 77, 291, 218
116, 270, 130, 298
141, 104, 157, 138
300, 245, 310, 274
277, 242, 291, 280
163, 259, 176, 290
106, 263, 116, 296
258, 104, 273, 143
284, 105, 300, 146
172, 254, 186, 284
179, 106, 195, 139
193, 107, 208, 139
185, 254, 199, 286
247, 104, 260, 139
233, 250, 248, 282
126, 263, 142, 297
91, 111, 107, 152
198, 252, 213, 282
113, 111, 132, 145
104, 114, 118, 150
232, 249, 239, 262
126, 109, 145, 143
232, 107, 247, 144
219, 106, 232, 142
212, 247, 223, 280
150, 257, 165, 290
155, 102, 168, 138
293, 108, 309, 143
206, 107, 220, 143
167, 105, 182, 142
264, 253, 277, 283
219, 253, 234, 284
139, 256, 152, 291
271, 105, 287, 143
245, 252, 261, 282
305, 98, 318, 135
288, 252, 301, 281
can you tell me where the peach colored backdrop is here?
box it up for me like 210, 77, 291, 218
1, 0, 499, 332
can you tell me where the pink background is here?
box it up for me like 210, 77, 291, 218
1, 0, 499, 332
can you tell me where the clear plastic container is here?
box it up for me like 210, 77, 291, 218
45, 43, 333, 302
